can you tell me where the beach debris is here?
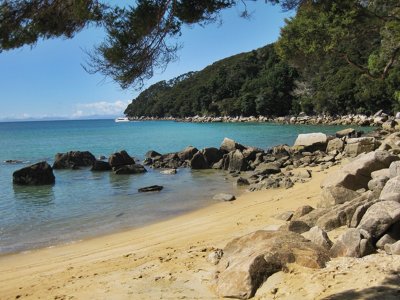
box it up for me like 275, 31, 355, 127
213, 193, 236, 202
13, 161, 55, 185
53, 151, 96, 169
138, 185, 163, 192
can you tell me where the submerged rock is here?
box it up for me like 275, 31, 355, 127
13, 161, 55, 185
213, 193, 236, 201
91, 160, 112, 171
113, 164, 147, 175
138, 185, 163, 192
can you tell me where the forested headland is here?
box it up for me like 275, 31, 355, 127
125, 1, 400, 118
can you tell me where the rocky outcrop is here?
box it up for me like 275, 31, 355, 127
178, 146, 198, 161
53, 151, 96, 169
293, 133, 328, 152
13, 161, 55, 185
201, 147, 223, 166
216, 230, 330, 299
330, 228, 374, 258
190, 152, 208, 169
220, 137, 245, 153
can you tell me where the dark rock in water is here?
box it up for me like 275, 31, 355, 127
226, 150, 249, 172
138, 185, 163, 192
98, 155, 107, 160
4, 159, 23, 164
201, 147, 223, 166
113, 164, 147, 175
53, 151, 96, 169
190, 152, 209, 169
158, 153, 181, 169
108, 150, 135, 168
145, 150, 162, 159
236, 177, 250, 186
220, 137, 245, 153
91, 160, 112, 171
13, 161, 55, 185
178, 146, 199, 161
143, 157, 153, 165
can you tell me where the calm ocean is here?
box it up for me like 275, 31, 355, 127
0, 119, 369, 254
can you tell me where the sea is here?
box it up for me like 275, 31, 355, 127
0, 119, 371, 254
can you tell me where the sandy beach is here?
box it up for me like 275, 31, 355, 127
1, 163, 400, 300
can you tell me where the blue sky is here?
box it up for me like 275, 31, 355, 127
0, 2, 293, 121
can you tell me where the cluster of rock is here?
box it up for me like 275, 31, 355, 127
144, 128, 387, 194
211, 131, 400, 299
12, 150, 148, 187
129, 110, 400, 128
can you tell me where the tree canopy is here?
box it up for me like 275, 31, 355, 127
0, 0, 302, 89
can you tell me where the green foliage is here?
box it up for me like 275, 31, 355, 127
124, 44, 298, 117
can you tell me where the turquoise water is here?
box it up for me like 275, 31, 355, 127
0, 120, 370, 254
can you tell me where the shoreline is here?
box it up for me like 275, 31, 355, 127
0, 164, 339, 299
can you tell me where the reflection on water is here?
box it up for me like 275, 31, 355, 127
13, 184, 55, 206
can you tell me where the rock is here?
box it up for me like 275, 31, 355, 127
108, 150, 135, 168
293, 133, 328, 152
53, 151, 96, 169
389, 161, 400, 178
4, 159, 23, 164
213, 193, 236, 201
344, 137, 377, 157
160, 168, 177, 175
330, 228, 374, 258
220, 138, 245, 153
326, 138, 345, 153
302, 226, 333, 250
292, 205, 314, 220
286, 220, 311, 234
227, 150, 249, 172
201, 147, 223, 166
138, 185, 163, 192
274, 211, 294, 221
13, 161, 55, 185
113, 164, 147, 175
380, 176, 400, 202
178, 146, 198, 161
319, 186, 360, 208
350, 200, 381, 228
91, 160, 112, 171
376, 222, 400, 249
207, 249, 224, 265
281, 177, 294, 189
368, 176, 389, 195
358, 201, 400, 240
385, 240, 400, 255
336, 128, 355, 138
216, 230, 330, 299
255, 162, 281, 175
371, 168, 390, 179
237, 177, 250, 186
293, 169, 312, 179
145, 150, 162, 159
321, 151, 399, 204
190, 152, 209, 169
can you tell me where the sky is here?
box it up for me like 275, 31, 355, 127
0, 1, 294, 121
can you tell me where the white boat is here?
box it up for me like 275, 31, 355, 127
115, 117, 130, 123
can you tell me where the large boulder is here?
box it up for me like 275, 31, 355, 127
320, 151, 399, 205
330, 228, 374, 258
227, 150, 249, 172
254, 162, 281, 175
178, 146, 198, 161
113, 164, 147, 175
302, 226, 333, 250
108, 150, 135, 168
190, 152, 209, 169
293, 133, 328, 152
326, 138, 345, 153
319, 186, 360, 208
201, 147, 223, 166
91, 160, 112, 171
216, 230, 330, 299
336, 128, 356, 138
389, 161, 400, 178
13, 161, 55, 185
220, 138, 245, 153
53, 151, 96, 169
344, 137, 377, 157
379, 176, 400, 202
357, 200, 400, 240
